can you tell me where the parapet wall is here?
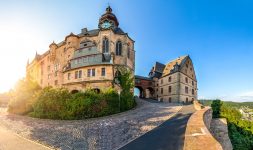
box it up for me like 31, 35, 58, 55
184, 107, 223, 150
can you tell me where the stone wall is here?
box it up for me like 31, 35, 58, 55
210, 118, 233, 150
184, 107, 223, 150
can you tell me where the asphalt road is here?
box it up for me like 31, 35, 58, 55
119, 104, 196, 150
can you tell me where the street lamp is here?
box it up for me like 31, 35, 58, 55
117, 89, 122, 111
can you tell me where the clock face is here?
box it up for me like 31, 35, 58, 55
101, 21, 112, 29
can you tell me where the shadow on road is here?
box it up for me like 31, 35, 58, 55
119, 105, 196, 150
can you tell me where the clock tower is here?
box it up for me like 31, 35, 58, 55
98, 6, 119, 30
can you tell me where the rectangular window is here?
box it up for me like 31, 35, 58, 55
168, 76, 171, 82
87, 69, 91, 77
78, 58, 82, 64
54, 80, 58, 85
79, 70, 82, 78
185, 86, 188, 94
185, 77, 188, 83
68, 73, 71, 80
161, 88, 163, 94
75, 71, 78, 79
92, 68, 95, 76
101, 68, 105, 76
192, 81, 194, 86
161, 79, 163, 84
192, 89, 194, 95
83, 57, 87, 63
169, 86, 172, 93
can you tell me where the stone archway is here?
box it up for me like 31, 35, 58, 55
92, 88, 101, 93
145, 87, 155, 99
71, 90, 79, 94
135, 86, 144, 98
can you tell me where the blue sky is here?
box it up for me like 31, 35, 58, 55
0, 0, 253, 101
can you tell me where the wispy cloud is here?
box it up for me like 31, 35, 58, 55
199, 91, 253, 102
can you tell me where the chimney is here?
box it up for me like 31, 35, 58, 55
82, 28, 88, 33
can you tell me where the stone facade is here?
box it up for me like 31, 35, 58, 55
135, 55, 197, 103
26, 6, 135, 92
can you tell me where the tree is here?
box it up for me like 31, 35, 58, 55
114, 66, 135, 110
211, 99, 222, 118
8, 78, 41, 114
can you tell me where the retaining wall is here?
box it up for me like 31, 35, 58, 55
184, 107, 223, 150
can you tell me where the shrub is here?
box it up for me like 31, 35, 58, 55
30, 87, 134, 120
31, 87, 72, 119
8, 78, 41, 115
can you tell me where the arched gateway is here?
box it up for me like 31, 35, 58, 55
135, 75, 155, 99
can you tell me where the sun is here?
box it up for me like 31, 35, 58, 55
0, 18, 49, 93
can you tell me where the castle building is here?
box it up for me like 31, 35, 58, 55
135, 55, 197, 103
26, 6, 135, 93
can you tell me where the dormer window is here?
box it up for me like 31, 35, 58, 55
115, 41, 122, 55
102, 38, 109, 53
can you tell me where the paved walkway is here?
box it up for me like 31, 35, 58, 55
0, 127, 51, 150
119, 104, 196, 150
0, 99, 181, 150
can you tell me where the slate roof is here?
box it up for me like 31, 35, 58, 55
154, 62, 166, 73
78, 29, 100, 37
135, 75, 153, 81
78, 27, 126, 37
162, 55, 188, 76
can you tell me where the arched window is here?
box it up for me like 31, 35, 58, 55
115, 41, 122, 55
115, 70, 121, 78
102, 38, 109, 53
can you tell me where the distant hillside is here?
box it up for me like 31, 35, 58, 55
199, 99, 253, 109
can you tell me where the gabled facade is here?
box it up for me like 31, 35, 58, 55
136, 55, 197, 103
26, 6, 135, 92
151, 55, 197, 103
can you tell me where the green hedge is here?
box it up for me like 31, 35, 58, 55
29, 87, 135, 120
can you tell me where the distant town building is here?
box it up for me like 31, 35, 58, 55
135, 55, 198, 103
26, 6, 135, 93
